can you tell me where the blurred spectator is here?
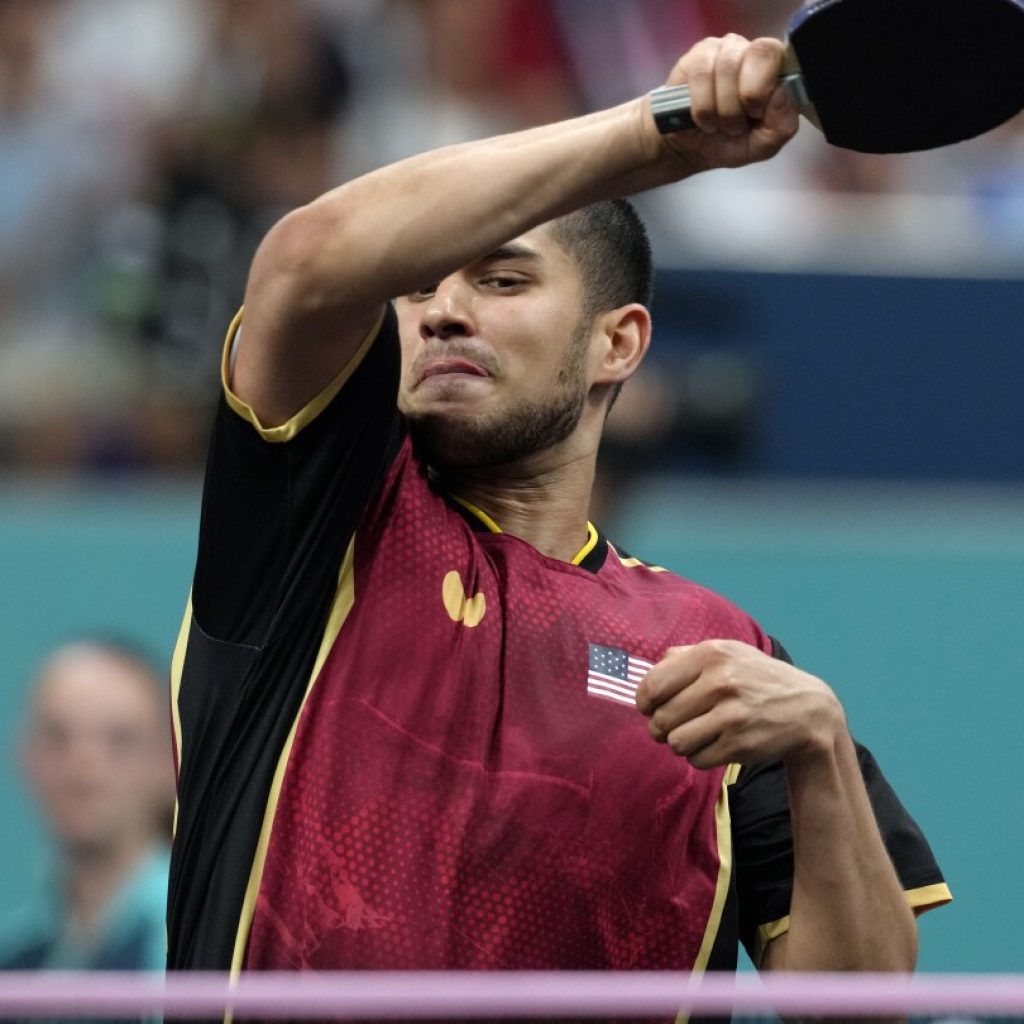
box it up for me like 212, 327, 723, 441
414, 0, 577, 125
591, 348, 763, 525
548, 0, 792, 111
0, 639, 173, 972
339, 0, 580, 176
0, 0, 207, 473
0, 0, 201, 315
115, 0, 353, 401
0, 0, 352, 472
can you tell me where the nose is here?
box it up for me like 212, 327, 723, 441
420, 277, 475, 341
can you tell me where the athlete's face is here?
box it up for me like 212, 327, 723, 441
395, 225, 596, 470
22, 648, 173, 857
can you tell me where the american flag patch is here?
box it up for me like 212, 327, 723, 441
587, 643, 654, 707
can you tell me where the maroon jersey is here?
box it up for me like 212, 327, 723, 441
168, 306, 950, 977
245, 434, 768, 972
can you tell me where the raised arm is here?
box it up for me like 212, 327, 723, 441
232, 35, 798, 427
635, 640, 921, 974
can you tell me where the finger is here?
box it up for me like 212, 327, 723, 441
714, 34, 751, 137
682, 733, 737, 771
634, 645, 700, 716
738, 36, 787, 121
683, 38, 723, 134
665, 698, 755, 768
664, 710, 722, 762
757, 81, 800, 143
646, 677, 720, 743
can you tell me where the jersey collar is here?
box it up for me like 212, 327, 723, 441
449, 494, 608, 574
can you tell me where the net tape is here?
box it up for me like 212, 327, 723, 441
0, 972, 1022, 1019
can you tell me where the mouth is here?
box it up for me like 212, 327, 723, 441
417, 358, 491, 386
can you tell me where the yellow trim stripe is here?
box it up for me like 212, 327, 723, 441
609, 542, 668, 573
906, 881, 953, 914
570, 522, 599, 566
691, 770, 737, 972
753, 881, 953, 963
220, 307, 386, 443
678, 766, 739, 1024
227, 536, 359, 993
755, 915, 791, 967
450, 494, 503, 534
450, 496, 600, 566
169, 593, 192, 838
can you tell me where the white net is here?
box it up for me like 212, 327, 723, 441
0, 971, 1022, 1022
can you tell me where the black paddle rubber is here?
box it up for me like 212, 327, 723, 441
791, 0, 1024, 153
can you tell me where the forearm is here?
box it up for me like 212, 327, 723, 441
236, 35, 796, 423
764, 728, 918, 973
236, 97, 673, 423
271, 98, 672, 310
255, 33, 798, 320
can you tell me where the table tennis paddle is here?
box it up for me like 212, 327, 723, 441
650, 0, 1024, 153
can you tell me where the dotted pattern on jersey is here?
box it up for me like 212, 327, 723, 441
246, 440, 769, 973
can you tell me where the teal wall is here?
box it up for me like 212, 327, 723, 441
613, 481, 1024, 973
1, 479, 1020, 972
0, 481, 200, 918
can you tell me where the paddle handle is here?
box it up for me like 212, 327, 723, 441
650, 72, 810, 134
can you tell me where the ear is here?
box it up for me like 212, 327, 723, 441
591, 304, 651, 387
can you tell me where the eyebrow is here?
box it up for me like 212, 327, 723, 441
481, 242, 544, 264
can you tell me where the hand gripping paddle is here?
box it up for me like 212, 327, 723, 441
650, 0, 1024, 153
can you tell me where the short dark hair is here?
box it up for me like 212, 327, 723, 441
550, 198, 653, 318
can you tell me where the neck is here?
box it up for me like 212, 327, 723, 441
62, 831, 153, 941
442, 447, 597, 562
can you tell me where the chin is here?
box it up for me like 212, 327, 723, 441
407, 390, 585, 472
407, 411, 503, 470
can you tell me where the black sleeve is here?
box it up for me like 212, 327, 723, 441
169, 307, 406, 971
192, 304, 405, 647
730, 636, 949, 962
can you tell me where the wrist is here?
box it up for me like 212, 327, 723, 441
634, 92, 707, 181
781, 686, 849, 769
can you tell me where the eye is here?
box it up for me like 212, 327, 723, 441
409, 284, 438, 301
482, 275, 525, 291
37, 722, 72, 754
105, 725, 144, 757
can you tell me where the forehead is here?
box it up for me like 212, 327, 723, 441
32, 648, 160, 727
489, 223, 576, 271
434, 222, 580, 282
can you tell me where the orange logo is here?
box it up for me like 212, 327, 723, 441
442, 571, 486, 627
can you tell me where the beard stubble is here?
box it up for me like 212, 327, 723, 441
407, 319, 590, 472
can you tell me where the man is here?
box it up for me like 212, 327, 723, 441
0, 640, 173, 972
168, 34, 950, 985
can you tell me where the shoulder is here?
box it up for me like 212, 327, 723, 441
102, 846, 171, 972
105, 846, 170, 930
604, 539, 772, 652
220, 302, 401, 445
127, 846, 171, 912
602, 540, 770, 651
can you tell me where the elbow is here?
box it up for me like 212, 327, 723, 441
873, 891, 920, 973
766, 903, 919, 974
893, 910, 920, 973
839, 907, 919, 974
249, 199, 355, 311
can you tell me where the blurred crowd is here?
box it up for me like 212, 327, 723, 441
0, 0, 1022, 476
